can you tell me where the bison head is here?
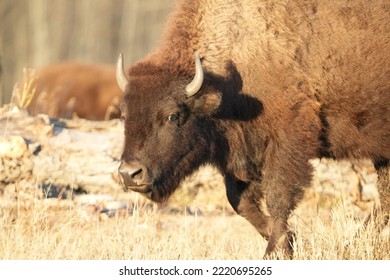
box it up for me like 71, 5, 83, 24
116, 53, 263, 202
116, 53, 225, 202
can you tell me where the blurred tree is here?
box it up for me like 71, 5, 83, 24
0, 0, 173, 105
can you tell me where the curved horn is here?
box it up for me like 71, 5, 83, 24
185, 53, 204, 97
116, 53, 129, 92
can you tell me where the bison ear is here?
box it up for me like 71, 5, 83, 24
192, 89, 222, 116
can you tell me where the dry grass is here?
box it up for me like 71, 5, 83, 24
0, 181, 389, 260
292, 195, 390, 260
11, 68, 37, 109
0, 198, 265, 260
2, 68, 37, 138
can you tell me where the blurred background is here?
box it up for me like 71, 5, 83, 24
0, 0, 174, 106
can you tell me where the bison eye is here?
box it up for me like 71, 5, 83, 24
167, 112, 179, 122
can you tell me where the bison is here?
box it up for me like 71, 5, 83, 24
116, 0, 390, 258
27, 62, 121, 120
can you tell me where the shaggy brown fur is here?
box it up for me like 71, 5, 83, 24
119, 0, 390, 258
27, 62, 121, 120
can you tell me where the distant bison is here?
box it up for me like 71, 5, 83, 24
27, 62, 121, 120
117, 0, 390, 258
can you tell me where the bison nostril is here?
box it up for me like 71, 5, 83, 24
130, 168, 143, 180
118, 161, 147, 186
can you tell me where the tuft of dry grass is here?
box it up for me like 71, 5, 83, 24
12, 68, 37, 109
1, 68, 38, 138
292, 201, 390, 260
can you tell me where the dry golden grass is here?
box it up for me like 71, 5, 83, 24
291, 195, 390, 260
0, 183, 389, 260
0, 198, 265, 260
2, 68, 38, 139
0, 139, 388, 260
11, 68, 37, 109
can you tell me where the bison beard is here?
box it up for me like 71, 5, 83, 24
117, 0, 390, 259
147, 128, 222, 202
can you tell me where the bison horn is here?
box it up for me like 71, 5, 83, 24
116, 53, 129, 92
185, 53, 204, 97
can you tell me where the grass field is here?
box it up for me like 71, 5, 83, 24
1, 161, 389, 260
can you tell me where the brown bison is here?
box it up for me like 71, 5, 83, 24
27, 62, 121, 120
117, 0, 390, 258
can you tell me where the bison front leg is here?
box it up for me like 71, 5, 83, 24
225, 174, 298, 259
261, 160, 311, 258
224, 175, 273, 241
261, 185, 298, 259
